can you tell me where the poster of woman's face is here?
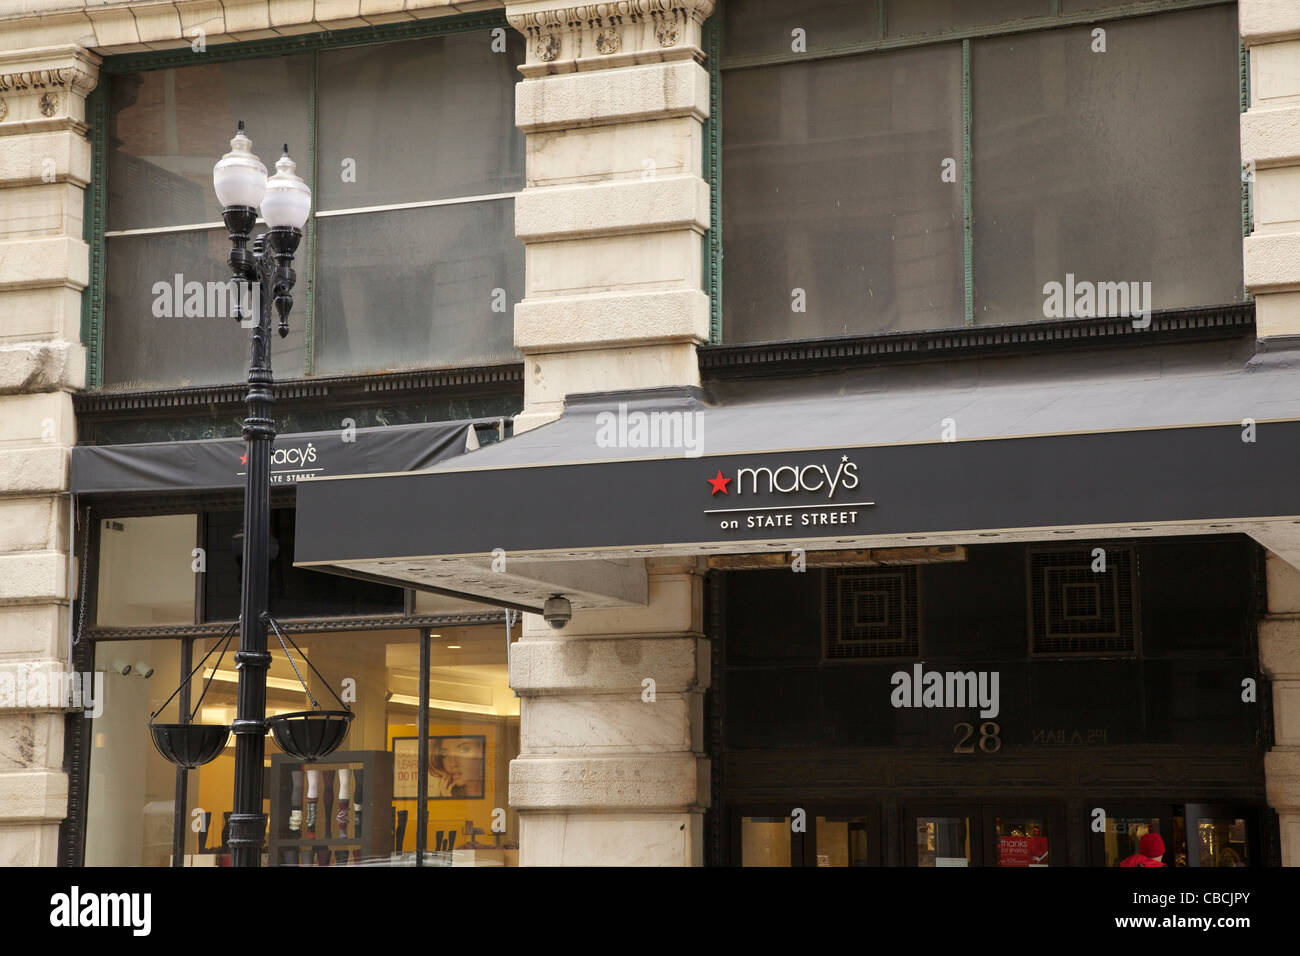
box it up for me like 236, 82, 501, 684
428, 736, 486, 799
392, 735, 487, 800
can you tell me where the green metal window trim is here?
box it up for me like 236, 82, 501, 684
84, 9, 513, 389
705, 7, 723, 343
1240, 36, 1254, 272
84, 80, 108, 386
305, 52, 320, 376
719, 0, 1235, 71
962, 38, 973, 327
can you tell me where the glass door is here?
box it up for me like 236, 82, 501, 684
904, 803, 1064, 866
736, 807, 797, 867
1185, 804, 1254, 868
987, 806, 1064, 868
733, 804, 880, 866
905, 804, 981, 867
814, 806, 880, 867
1086, 805, 1170, 867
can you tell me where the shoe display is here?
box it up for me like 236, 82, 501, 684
289, 810, 302, 833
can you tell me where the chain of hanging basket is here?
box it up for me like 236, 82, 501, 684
266, 615, 352, 712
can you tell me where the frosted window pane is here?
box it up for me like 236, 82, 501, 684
313, 202, 522, 373
722, 45, 964, 342
316, 32, 524, 210
972, 7, 1244, 324
103, 229, 307, 388
96, 515, 197, 626
108, 58, 311, 231
723, 0, 877, 60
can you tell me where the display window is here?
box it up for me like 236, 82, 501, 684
83, 623, 520, 867
77, 497, 522, 867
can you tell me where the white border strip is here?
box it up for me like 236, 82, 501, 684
313, 191, 516, 219
104, 192, 517, 238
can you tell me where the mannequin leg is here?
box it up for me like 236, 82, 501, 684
336, 768, 351, 836
303, 769, 320, 866
289, 769, 303, 835
334, 768, 352, 866
316, 770, 335, 866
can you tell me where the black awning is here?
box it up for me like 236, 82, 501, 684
70, 419, 488, 495
290, 341, 1300, 577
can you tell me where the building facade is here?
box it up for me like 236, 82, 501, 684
0, 0, 1299, 867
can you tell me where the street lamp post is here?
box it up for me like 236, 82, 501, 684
213, 122, 312, 868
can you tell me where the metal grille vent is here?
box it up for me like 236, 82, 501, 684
1030, 546, 1137, 654
824, 567, 919, 659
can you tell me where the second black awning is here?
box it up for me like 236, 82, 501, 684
70, 419, 487, 496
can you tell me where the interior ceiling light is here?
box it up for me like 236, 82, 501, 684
204, 668, 304, 692
386, 693, 497, 715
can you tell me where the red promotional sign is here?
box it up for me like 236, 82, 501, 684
999, 835, 1049, 867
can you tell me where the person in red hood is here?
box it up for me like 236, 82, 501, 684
1120, 832, 1167, 867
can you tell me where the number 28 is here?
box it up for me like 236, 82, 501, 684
953, 721, 1001, 754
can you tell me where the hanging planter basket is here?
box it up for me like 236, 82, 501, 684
265, 710, 353, 761
262, 617, 354, 762
147, 620, 239, 770
146, 616, 354, 767
150, 723, 231, 769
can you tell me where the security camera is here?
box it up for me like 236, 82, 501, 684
542, 595, 572, 630
113, 659, 132, 676
134, 661, 155, 679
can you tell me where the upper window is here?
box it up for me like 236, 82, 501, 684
720, 1, 1244, 344
101, 27, 525, 389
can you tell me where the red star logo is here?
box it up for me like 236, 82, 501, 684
708, 469, 731, 495
240, 452, 247, 465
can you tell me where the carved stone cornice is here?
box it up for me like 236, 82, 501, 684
507, 0, 716, 31
507, 0, 715, 73
0, 46, 101, 98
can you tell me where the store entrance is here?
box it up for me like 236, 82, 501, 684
732, 801, 1261, 866
904, 804, 1065, 867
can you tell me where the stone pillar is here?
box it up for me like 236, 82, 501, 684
0, 45, 99, 866
1261, 552, 1300, 865
1242, 0, 1300, 347
506, 0, 715, 433
502, 0, 715, 866
508, 557, 709, 865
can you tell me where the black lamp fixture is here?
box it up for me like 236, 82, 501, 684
146, 123, 351, 869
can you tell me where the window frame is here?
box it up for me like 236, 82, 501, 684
84, 9, 520, 390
